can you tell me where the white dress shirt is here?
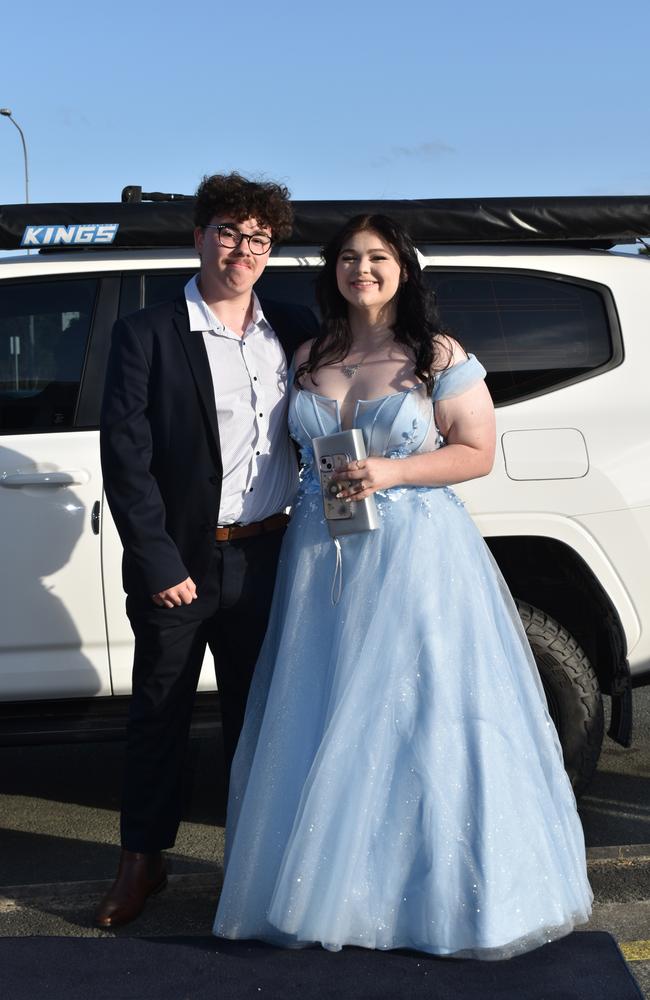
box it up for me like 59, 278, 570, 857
184, 275, 298, 525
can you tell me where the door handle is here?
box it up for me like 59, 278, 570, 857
0, 470, 91, 488
91, 500, 101, 535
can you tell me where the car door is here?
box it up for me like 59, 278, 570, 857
0, 273, 113, 700
102, 265, 322, 694
102, 270, 199, 694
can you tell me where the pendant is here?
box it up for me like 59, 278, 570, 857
342, 363, 361, 379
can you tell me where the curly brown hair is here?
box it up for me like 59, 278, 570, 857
193, 172, 293, 242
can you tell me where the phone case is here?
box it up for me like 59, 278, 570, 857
312, 429, 380, 537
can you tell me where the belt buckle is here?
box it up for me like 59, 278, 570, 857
216, 522, 240, 541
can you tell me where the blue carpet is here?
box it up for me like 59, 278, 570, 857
0, 931, 643, 1000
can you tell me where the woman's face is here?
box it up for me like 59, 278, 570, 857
335, 229, 403, 313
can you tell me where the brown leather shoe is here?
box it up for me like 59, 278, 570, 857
94, 849, 167, 928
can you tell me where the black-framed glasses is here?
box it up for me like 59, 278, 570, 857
204, 224, 273, 255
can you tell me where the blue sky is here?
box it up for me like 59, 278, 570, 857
1, 0, 649, 206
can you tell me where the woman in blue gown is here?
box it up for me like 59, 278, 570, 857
213, 214, 592, 959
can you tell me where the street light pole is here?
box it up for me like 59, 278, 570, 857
1, 108, 30, 203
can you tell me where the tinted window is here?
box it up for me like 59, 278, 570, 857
141, 269, 321, 315
0, 278, 97, 433
119, 273, 141, 317
116, 272, 193, 318
425, 270, 616, 404
135, 268, 321, 315
145, 272, 193, 308
137, 266, 616, 407
256, 270, 321, 316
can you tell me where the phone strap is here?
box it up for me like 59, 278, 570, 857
331, 537, 343, 606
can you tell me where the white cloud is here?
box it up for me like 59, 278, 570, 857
371, 141, 455, 167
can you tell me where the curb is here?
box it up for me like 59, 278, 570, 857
587, 844, 650, 864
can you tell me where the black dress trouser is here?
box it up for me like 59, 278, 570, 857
121, 528, 285, 853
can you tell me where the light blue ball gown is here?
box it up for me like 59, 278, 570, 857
213, 354, 592, 959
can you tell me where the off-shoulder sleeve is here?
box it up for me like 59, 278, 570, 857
433, 353, 487, 401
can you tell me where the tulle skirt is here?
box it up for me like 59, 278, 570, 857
213, 485, 592, 959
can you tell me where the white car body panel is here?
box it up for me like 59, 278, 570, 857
0, 431, 110, 698
100, 497, 214, 695
1, 240, 648, 700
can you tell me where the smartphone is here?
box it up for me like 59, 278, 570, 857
312, 429, 379, 537
319, 452, 353, 520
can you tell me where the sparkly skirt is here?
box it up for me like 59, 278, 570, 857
213, 485, 592, 959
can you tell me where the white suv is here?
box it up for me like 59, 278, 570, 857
1, 190, 649, 795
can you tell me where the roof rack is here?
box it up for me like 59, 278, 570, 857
1, 191, 649, 251
121, 186, 192, 204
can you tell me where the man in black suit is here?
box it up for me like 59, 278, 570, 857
96, 173, 316, 927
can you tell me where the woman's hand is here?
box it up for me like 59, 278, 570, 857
335, 457, 401, 502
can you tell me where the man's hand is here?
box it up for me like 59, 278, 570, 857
152, 577, 198, 608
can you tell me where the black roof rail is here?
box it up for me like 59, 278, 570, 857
121, 186, 193, 204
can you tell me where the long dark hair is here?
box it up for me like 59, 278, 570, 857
295, 214, 451, 395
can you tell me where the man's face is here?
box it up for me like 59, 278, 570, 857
194, 216, 273, 299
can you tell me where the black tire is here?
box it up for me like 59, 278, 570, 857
515, 600, 604, 798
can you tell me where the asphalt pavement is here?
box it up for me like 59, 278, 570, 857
1, 687, 649, 996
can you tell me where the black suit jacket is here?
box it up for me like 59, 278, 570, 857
100, 295, 318, 598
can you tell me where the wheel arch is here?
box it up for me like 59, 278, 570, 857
484, 533, 628, 699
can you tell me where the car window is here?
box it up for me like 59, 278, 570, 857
425, 270, 617, 404
131, 266, 618, 408
0, 278, 97, 433
125, 267, 322, 318
118, 273, 142, 317
141, 269, 322, 316
144, 272, 193, 308
256, 271, 321, 316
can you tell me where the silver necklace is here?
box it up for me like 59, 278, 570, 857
341, 334, 393, 379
